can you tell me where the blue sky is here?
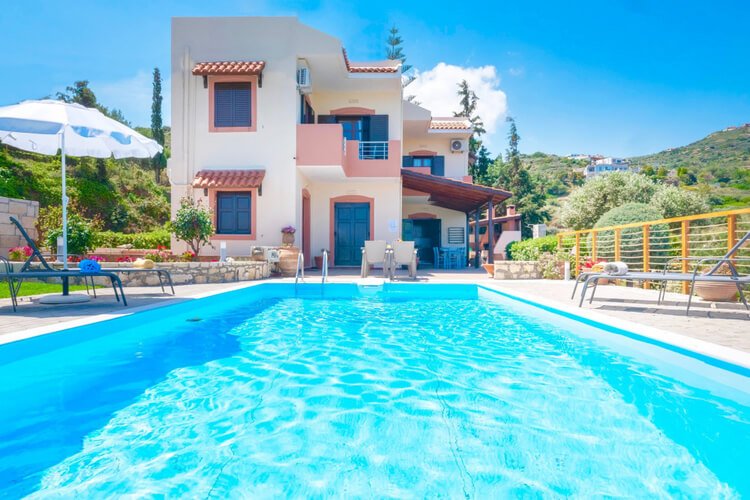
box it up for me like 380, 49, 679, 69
1, 0, 748, 157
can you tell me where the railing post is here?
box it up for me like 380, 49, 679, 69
681, 220, 690, 294
614, 228, 621, 261
727, 214, 737, 253
575, 233, 581, 277
591, 231, 598, 260
642, 225, 650, 288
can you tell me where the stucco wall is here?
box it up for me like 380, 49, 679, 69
310, 91, 403, 140
0, 197, 39, 256
403, 135, 470, 179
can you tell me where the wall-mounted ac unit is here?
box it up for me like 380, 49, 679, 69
296, 60, 312, 94
450, 138, 467, 153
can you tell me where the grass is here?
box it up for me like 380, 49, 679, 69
0, 281, 95, 299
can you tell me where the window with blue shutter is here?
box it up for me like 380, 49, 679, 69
217, 192, 252, 234
214, 83, 252, 128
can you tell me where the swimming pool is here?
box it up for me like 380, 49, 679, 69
1, 283, 748, 497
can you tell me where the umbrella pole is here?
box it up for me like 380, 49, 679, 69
61, 132, 69, 294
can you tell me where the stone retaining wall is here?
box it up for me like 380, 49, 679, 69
0, 197, 39, 256
493, 260, 543, 279
18, 261, 270, 287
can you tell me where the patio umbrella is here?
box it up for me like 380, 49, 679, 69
0, 99, 162, 301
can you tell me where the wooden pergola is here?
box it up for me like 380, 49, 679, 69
401, 169, 513, 265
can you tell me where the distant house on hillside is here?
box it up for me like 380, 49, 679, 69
582, 157, 638, 179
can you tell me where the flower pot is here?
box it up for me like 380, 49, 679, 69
278, 247, 300, 277
314, 255, 323, 269
282, 233, 295, 246
694, 282, 738, 302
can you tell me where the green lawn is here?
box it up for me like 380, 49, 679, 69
0, 282, 94, 299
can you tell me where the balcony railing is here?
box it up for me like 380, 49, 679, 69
358, 141, 389, 160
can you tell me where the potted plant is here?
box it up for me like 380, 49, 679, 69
314, 249, 327, 269
281, 225, 296, 247
694, 263, 738, 302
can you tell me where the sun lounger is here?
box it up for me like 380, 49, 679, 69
575, 230, 750, 316
389, 241, 417, 280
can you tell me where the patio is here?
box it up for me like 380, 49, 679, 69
0, 272, 747, 356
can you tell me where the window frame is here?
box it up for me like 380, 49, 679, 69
215, 191, 252, 235
206, 187, 258, 241
208, 75, 257, 133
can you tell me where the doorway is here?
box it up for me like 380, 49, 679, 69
403, 218, 441, 266
334, 202, 370, 266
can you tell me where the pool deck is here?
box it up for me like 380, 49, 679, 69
1, 269, 748, 357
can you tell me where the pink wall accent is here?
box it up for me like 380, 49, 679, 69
408, 149, 437, 156
302, 189, 311, 263
296, 124, 345, 166
402, 187, 429, 196
462, 175, 474, 183
329, 195, 375, 266
329, 106, 375, 115
206, 187, 257, 241
208, 75, 258, 133
343, 140, 401, 177
408, 212, 437, 219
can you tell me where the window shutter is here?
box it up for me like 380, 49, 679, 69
368, 115, 389, 141
431, 156, 445, 176
214, 86, 234, 128
214, 83, 251, 128
402, 155, 413, 168
217, 192, 252, 234
317, 115, 336, 124
232, 85, 251, 126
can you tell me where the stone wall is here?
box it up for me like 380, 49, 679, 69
493, 260, 543, 280
0, 197, 39, 256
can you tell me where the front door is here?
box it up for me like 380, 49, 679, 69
334, 203, 370, 266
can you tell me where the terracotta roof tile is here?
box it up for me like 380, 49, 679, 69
342, 49, 399, 74
192, 169, 266, 189
430, 118, 473, 130
192, 61, 266, 76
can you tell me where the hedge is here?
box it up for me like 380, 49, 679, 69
507, 235, 558, 261
93, 229, 171, 249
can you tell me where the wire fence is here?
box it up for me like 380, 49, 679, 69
557, 207, 750, 292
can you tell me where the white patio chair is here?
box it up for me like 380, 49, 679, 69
390, 241, 417, 280
361, 240, 388, 278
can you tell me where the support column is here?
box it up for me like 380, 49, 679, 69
487, 199, 495, 264
473, 208, 480, 268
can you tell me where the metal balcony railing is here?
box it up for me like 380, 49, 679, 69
358, 141, 389, 160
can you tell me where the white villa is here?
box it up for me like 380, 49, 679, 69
168, 16, 518, 266
583, 157, 638, 179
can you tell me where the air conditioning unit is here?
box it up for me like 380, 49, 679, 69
450, 138, 467, 153
296, 61, 312, 94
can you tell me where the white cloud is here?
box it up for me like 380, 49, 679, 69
93, 70, 171, 127
408, 63, 508, 148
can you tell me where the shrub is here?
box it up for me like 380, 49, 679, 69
651, 185, 710, 219
507, 235, 558, 261
93, 229, 171, 249
171, 197, 214, 256
560, 172, 657, 230
8, 246, 32, 261
590, 202, 670, 266
45, 213, 98, 256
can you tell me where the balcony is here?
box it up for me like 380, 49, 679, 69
344, 140, 401, 177
296, 124, 346, 180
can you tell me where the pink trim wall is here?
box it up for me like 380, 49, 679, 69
344, 140, 401, 177
206, 187, 257, 241
208, 75, 258, 133
329, 106, 375, 115
329, 195, 375, 266
407, 212, 436, 219
296, 124, 345, 165
408, 149, 437, 156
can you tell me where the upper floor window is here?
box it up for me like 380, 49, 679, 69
214, 83, 252, 128
412, 156, 433, 168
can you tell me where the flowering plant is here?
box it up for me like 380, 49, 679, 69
581, 257, 606, 271
144, 249, 172, 263
281, 226, 296, 234
180, 250, 196, 262
116, 256, 133, 263
8, 246, 32, 261
68, 255, 82, 263
87, 255, 106, 262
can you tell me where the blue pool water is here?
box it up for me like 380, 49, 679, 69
0, 283, 748, 497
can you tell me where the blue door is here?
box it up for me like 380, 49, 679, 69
334, 203, 370, 266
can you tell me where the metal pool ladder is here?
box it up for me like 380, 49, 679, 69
321, 249, 329, 284
294, 252, 305, 284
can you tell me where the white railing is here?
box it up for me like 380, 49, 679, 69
358, 141, 389, 160
294, 252, 305, 284
321, 249, 329, 283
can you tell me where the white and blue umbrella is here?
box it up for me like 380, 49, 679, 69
0, 99, 162, 270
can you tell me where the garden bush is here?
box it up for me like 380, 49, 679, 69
45, 213, 98, 255
651, 185, 710, 219
507, 235, 558, 261
93, 229, 171, 249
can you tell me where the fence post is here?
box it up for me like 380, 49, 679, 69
727, 214, 737, 253
575, 233, 581, 277
614, 228, 621, 261
642, 225, 650, 288
681, 220, 690, 294
591, 231, 598, 260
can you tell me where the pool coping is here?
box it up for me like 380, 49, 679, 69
3, 278, 749, 372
